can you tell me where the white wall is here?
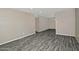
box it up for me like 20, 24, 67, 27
48, 18, 55, 29
35, 17, 39, 32
35, 16, 49, 32
35, 16, 56, 32
75, 8, 79, 42
0, 9, 35, 45
55, 9, 75, 36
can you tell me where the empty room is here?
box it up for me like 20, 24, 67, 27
0, 8, 79, 51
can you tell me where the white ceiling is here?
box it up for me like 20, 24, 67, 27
13, 8, 68, 18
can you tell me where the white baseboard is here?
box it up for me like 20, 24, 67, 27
56, 33, 75, 37
0, 32, 35, 45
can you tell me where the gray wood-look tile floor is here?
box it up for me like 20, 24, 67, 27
0, 29, 79, 51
